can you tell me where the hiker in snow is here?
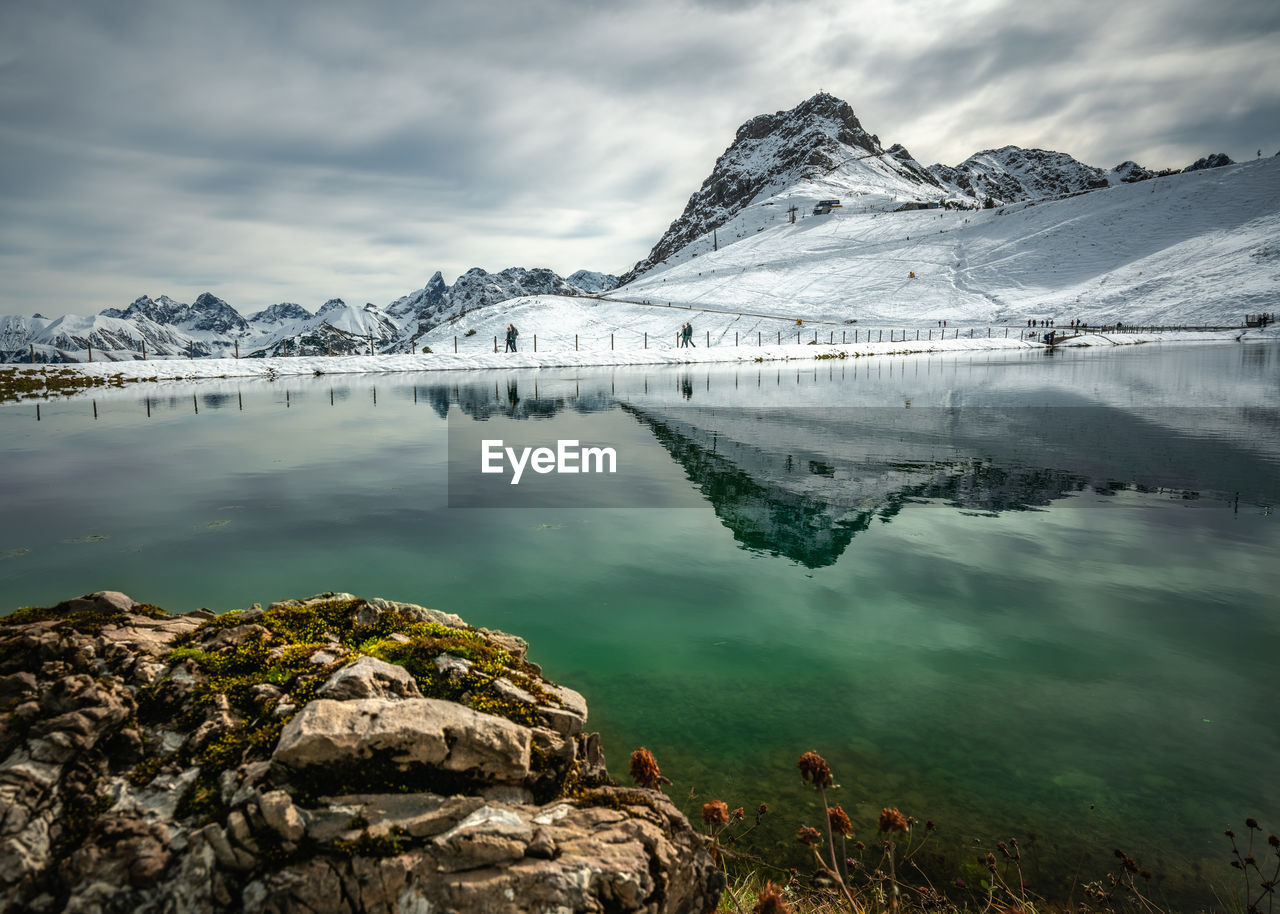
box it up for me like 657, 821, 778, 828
677, 323, 687, 347
685, 322, 695, 347
505, 324, 518, 352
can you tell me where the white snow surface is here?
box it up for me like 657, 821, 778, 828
16, 319, 1275, 388
621, 156, 1280, 325
3, 151, 1276, 371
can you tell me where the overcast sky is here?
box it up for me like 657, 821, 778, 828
2, 0, 1278, 317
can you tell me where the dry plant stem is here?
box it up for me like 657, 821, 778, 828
887, 840, 899, 914
705, 824, 747, 914
720, 872, 749, 914
818, 785, 864, 914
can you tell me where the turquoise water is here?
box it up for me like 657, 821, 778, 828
2, 342, 1277, 907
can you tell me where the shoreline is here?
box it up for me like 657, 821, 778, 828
3, 327, 1275, 401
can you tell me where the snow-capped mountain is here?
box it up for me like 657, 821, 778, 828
619, 92, 949, 283
927, 147, 1114, 203
0, 93, 1268, 365
388, 267, 607, 341
101, 292, 250, 335
244, 300, 402, 358
566, 270, 618, 294
248, 302, 313, 325
613, 154, 1280, 327
620, 94, 1244, 283
25, 312, 213, 360
0, 266, 612, 362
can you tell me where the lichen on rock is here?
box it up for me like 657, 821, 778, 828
0, 591, 722, 913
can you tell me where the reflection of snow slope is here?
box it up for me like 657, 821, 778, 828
624, 404, 1280, 567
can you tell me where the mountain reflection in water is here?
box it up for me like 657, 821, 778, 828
619, 406, 1279, 567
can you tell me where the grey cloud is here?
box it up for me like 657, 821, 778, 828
1, 0, 1278, 315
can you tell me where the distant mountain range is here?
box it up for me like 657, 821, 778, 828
0, 269, 619, 363
0, 91, 1255, 363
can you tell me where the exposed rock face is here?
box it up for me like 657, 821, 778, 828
928, 146, 1113, 204
1184, 152, 1234, 172
0, 592, 720, 914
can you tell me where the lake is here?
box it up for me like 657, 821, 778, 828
2, 340, 1277, 909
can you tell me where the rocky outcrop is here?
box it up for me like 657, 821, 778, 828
1184, 152, 1234, 172
928, 146, 1113, 205
0, 591, 720, 914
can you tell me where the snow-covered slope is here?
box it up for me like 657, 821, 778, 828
619, 93, 955, 284
614, 155, 1280, 327
2, 94, 1272, 366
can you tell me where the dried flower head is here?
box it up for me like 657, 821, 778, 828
629, 747, 662, 790
1247, 818, 1260, 830
731, 807, 745, 823
797, 751, 833, 789
702, 800, 730, 828
926, 819, 936, 832
828, 804, 854, 837
1269, 834, 1279, 848
758, 803, 769, 817
878, 807, 909, 834
796, 826, 822, 846
753, 881, 793, 914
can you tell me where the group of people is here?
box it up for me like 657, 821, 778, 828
1027, 318, 1095, 330
677, 322, 696, 347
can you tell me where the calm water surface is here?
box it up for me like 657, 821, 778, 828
2, 342, 1277, 908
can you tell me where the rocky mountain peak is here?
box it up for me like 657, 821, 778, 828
619, 93, 938, 284
249, 302, 313, 323
734, 91, 874, 152
928, 146, 1112, 204
187, 292, 250, 333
